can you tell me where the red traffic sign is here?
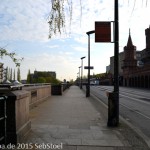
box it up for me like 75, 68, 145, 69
95, 22, 111, 42
84, 66, 94, 69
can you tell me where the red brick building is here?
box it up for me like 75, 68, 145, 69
122, 27, 150, 88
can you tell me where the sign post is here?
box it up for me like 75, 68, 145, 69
113, 0, 119, 127
94, 3, 119, 126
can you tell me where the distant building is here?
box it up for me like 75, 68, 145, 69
108, 26, 150, 88
109, 51, 124, 76
121, 27, 150, 88
30, 70, 56, 83
33, 71, 56, 78
109, 51, 141, 76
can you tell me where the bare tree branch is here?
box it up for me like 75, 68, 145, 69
48, 0, 148, 38
0, 47, 24, 67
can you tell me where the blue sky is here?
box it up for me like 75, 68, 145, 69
0, 0, 150, 81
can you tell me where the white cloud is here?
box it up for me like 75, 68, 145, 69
46, 45, 59, 49
0, 0, 50, 41
73, 46, 87, 52
74, 36, 87, 44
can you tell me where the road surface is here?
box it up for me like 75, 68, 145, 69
88, 85, 150, 139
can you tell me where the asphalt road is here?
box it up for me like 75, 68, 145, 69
88, 85, 150, 139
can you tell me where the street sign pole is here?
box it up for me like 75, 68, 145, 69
92, 1, 119, 127
114, 0, 119, 126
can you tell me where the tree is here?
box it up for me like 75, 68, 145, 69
10, 68, 12, 81
37, 77, 46, 83
48, 0, 148, 38
27, 69, 31, 83
13, 69, 16, 81
17, 67, 21, 82
0, 47, 23, 67
6, 67, 9, 81
48, 0, 74, 38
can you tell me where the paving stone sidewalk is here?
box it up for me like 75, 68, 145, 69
23, 85, 150, 150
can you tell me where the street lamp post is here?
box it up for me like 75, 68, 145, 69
86, 30, 95, 97
78, 66, 81, 87
80, 56, 86, 89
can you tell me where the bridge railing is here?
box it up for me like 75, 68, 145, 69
0, 96, 7, 145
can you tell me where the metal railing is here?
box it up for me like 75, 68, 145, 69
0, 96, 7, 145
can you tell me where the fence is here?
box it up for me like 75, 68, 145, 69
0, 96, 7, 145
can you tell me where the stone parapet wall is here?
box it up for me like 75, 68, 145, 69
0, 89, 31, 144
0, 85, 51, 144
24, 85, 51, 109
14, 90, 31, 143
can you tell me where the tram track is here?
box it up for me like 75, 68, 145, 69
90, 86, 150, 120
88, 85, 150, 139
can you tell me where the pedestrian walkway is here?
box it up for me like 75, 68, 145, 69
23, 86, 150, 150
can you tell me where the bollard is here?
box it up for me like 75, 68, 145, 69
107, 92, 118, 127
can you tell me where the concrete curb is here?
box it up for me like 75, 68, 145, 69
119, 115, 150, 148
90, 92, 150, 149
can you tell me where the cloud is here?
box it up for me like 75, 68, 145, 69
73, 46, 87, 52
0, 0, 50, 41
46, 45, 59, 49
74, 36, 87, 44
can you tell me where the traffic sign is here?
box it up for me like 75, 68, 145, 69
84, 66, 94, 69
95, 22, 111, 42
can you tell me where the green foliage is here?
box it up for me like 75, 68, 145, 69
0, 47, 23, 67
27, 69, 31, 83
48, 0, 73, 38
37, 77, 46, 83
33, 76, 60, 84
48, 0, 66, 38
10, 68, 12, 81
13, 69, 16, 80
45, 76, 60, 84
27, 70, 61, 84
17, 67, 21, 82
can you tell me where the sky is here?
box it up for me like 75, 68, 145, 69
0, 0, 150, 81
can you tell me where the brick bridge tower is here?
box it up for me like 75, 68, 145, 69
141, 26, 150, 64
122, 29, 137, 86
145, 25, 150, 49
